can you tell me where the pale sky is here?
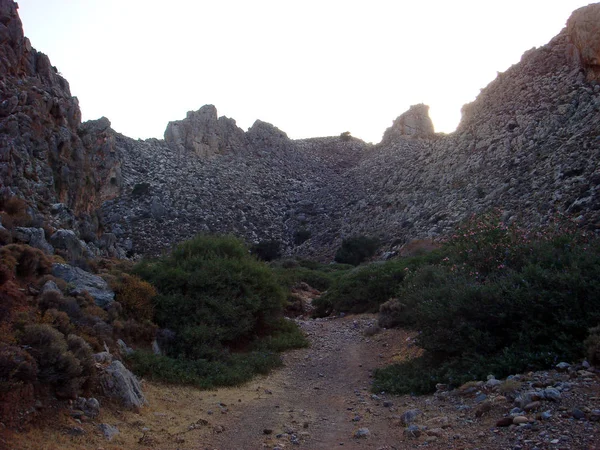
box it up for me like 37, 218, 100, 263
18, 1, 592, 144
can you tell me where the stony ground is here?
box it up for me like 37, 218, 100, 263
4, 315, 600, 449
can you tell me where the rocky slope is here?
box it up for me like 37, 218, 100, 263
1, 1, 600, 260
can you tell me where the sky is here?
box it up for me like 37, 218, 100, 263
18, 1, 592, 144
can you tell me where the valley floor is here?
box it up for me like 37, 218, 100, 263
4, 315, 600, 449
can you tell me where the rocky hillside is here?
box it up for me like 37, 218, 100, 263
1, 1, 600, 260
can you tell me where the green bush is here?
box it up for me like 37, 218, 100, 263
313, 259, 423, 316
334, 236, 380, 266
127, 349, 282, 388
373, 212, 600, 394
133, 235, 305, 368
250, 240, 282, 261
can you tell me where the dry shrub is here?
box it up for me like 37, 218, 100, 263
66, 334, 96, 393
0, 343, 38, 384
41, 309, 73, 335
0, 281, 27, 324
0, 227, 12, 245
0, 197, 31, 229
399, 238, 441, 257
0, 264, 12, 286
378, 298, 404, 329
38, 289, 63, 312
19, 324, 86, 398
0, 244, 52, 278
120, 319, 157, 345
82, 304, 108, 322
110, 273, 156, 321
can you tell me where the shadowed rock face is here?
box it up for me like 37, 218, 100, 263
2, 1, 600, 260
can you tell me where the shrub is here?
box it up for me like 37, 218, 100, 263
0, 343, 37, 384
0, 196, 31, 229
134, 235, 287, 360
313, 260, 412, 316
19, 324, 86, 397
373, 212, 600, 394
131, 234, 307, 387
109, 273, 156, 321
127, 349, 282, 388
251, 240, 282, 261
340, 131, 352, 141
334, 236, 380, 266
0, 244, 52, 278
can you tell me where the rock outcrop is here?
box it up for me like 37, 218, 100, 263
164, 104, 247, 156
567, 3, 600, 81
0, 0, 122, 251
381, 104, 435, 143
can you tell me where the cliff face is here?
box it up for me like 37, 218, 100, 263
0, 0, 122, 237
2, 1, 600, 260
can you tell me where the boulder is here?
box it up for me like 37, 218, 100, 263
52, 263, 114, 307
14, 227, 54, 254
49, 229, 85, 262
99, 360, 146, 409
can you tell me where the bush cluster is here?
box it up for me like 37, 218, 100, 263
373, 212, 600, 394
131, 234, 307, 386
334, 235, 380, 266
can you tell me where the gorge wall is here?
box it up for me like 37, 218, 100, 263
1, 0, 600, 261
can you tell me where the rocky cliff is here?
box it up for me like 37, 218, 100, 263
0, 0, 122, 247
1, 0, 600, 260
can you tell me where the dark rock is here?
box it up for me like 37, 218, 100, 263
496, 417, 514, 427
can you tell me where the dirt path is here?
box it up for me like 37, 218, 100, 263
97, 314, 417, 450
9, 314, 600, 449
206, 315, 413, 449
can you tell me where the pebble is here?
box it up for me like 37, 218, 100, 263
571, 408, 586, 420
496, 417, 513, 427
354, 428, 370, 438
513, 416, 529, 424
404, 424, 421, 438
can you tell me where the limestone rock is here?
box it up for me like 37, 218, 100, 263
567, 3, 600, 81
52, 263, 114, 307
14, 227, 54, 254
99, 360, 147, 409
381, 104, 435, 143
49, 229, 85, 262
164, 105, 247, 157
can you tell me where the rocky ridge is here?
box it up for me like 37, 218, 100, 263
1, 1, 600, 260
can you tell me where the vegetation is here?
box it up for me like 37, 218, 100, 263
250, 239, 282, 261
132, 235, 307, 386
372, 212, 600, 394
334, 235, 380, 266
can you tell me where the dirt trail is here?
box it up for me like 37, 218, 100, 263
9, 314, 599, 449
206, 315, 413, 449
102, 314, 416, 450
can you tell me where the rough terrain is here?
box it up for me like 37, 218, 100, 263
3, 1, 600, 261
4, 315, 599, 450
